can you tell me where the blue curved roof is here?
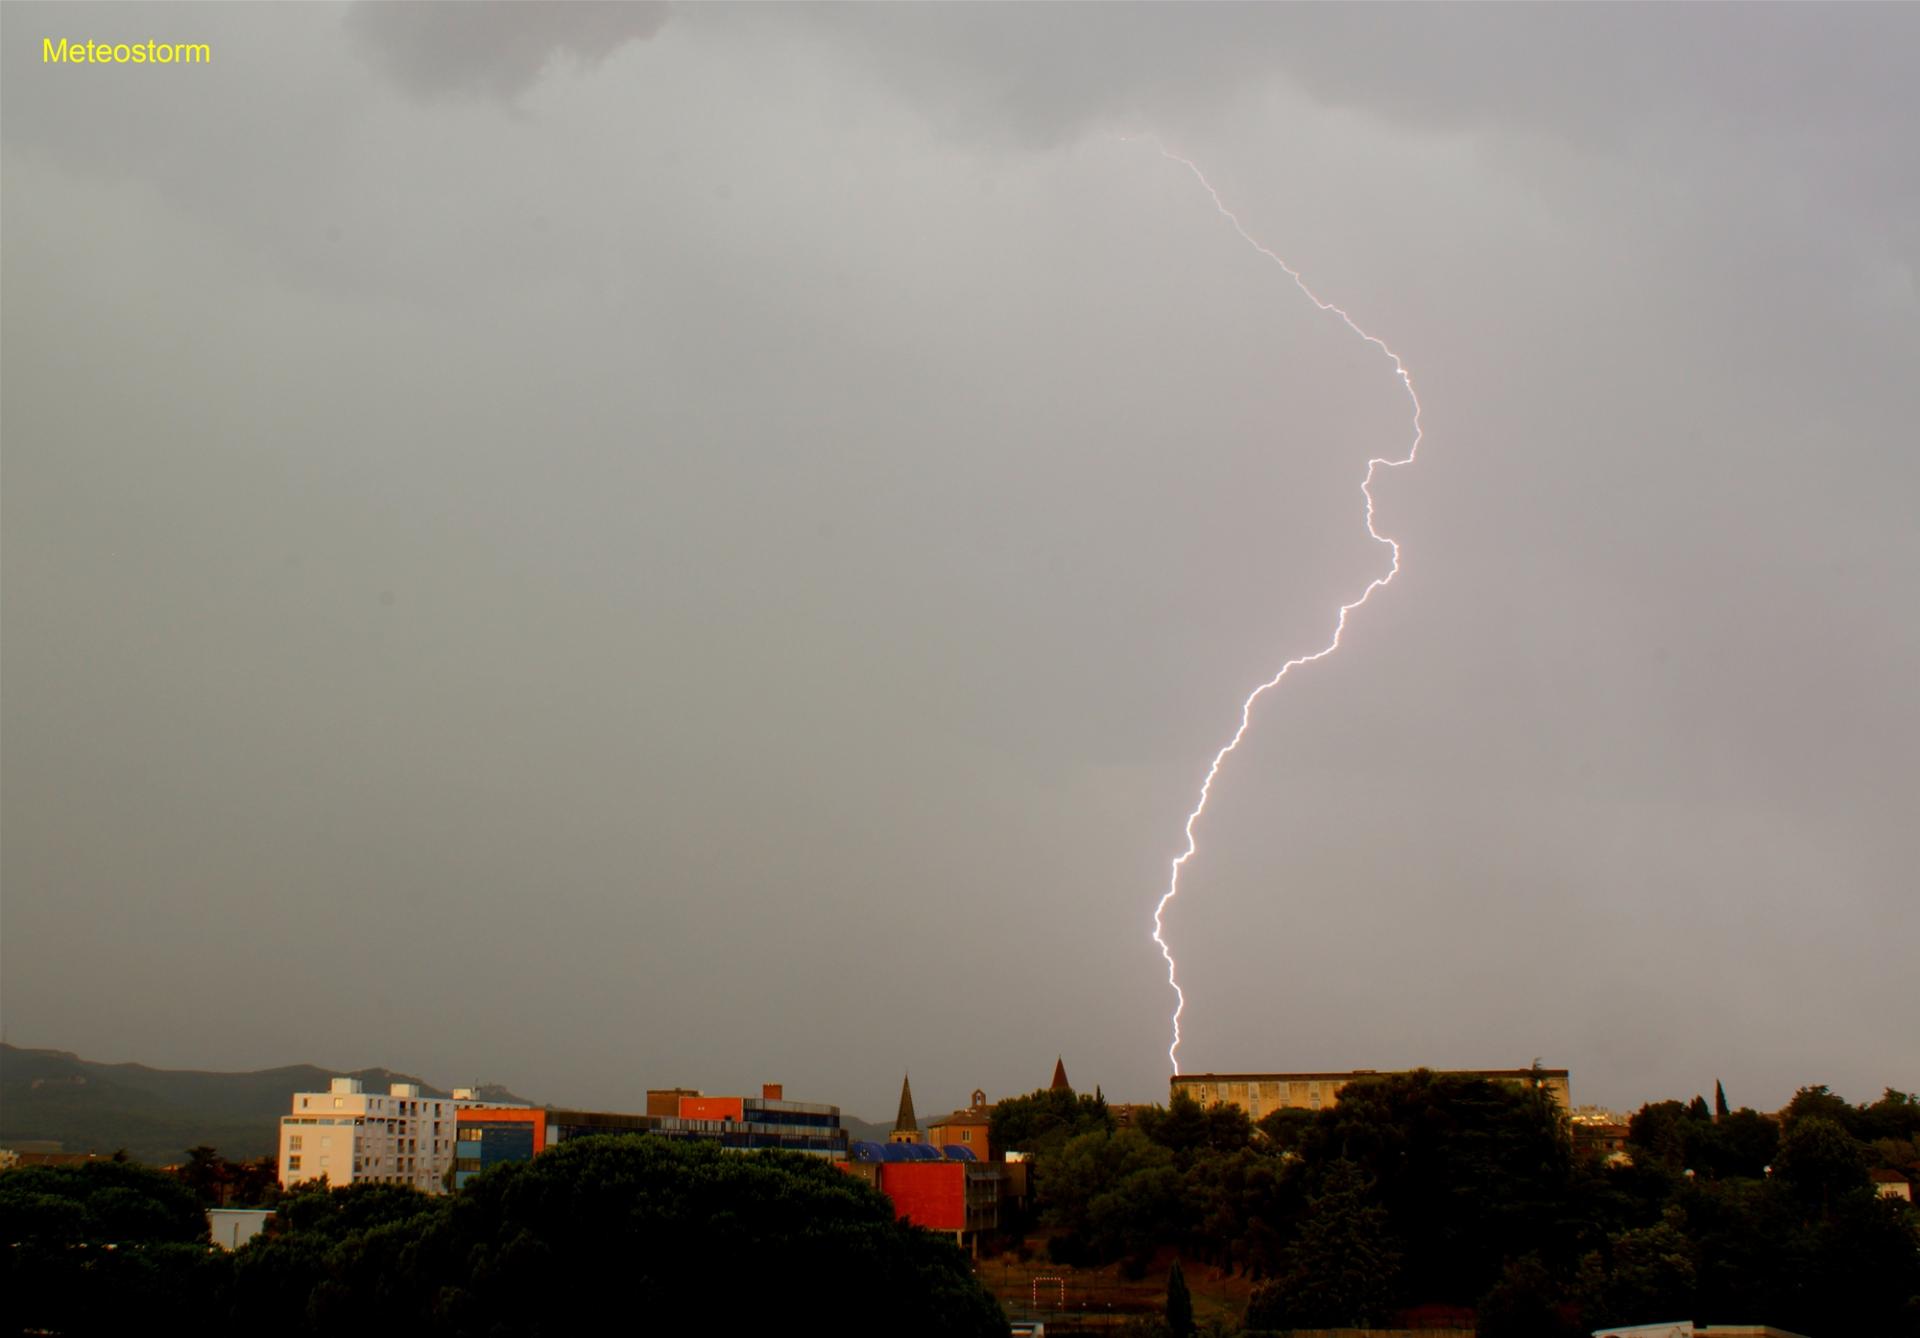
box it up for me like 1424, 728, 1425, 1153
850, 1140, 972, 1163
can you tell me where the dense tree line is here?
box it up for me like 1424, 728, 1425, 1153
989, 1084, 1115, 1160
1014, 1073, 1920, 1334
9, 1080, 1914, 1335
1, 1158, 226, 1334
176, 1145, 283, 1208
2, 1136, 1008, 1337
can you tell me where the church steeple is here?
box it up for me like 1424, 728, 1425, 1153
890, 1072, 920, 1142
1050, 1056, 1071, 1093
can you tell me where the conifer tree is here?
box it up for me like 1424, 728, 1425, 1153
1166, 1259, 1194, 1338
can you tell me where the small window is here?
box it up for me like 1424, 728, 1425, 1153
288, 1135, 303, 1151
288, 1155, 302, 1172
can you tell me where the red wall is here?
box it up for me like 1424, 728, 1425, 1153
878, 1163, 966, 1231
678, 1096, 745, 1122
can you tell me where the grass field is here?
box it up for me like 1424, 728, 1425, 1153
975, 1236, 1255, 1333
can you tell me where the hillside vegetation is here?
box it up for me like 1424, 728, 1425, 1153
0, 1044, 528, 1164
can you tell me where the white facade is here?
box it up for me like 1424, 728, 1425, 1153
207, 1208, 273, 1250
278, 1077, 502, 1194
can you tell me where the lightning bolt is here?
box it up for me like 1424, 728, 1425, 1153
1143, 141, 1425, 1076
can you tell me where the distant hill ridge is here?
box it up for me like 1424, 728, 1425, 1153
0, 1044, 530, 1165
839, 1114, 896, 1145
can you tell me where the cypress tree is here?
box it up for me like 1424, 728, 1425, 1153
1167, 1259, 1194, 1338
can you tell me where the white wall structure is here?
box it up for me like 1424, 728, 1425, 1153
277, 1077, 514, 1194
207, 1207, 273, 1250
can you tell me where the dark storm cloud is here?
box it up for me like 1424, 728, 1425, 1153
734, 4, 1917, 262
346, 0, 669, 100
748, 4, 1916, 154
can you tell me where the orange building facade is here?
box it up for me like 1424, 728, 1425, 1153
927, 1088, 994, 1162
452, 1084, 845, 1188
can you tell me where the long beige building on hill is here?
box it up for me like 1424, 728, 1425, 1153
1171, 1067, 1571, 1120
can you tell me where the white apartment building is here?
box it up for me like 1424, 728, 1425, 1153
278, 1077, 510, 1194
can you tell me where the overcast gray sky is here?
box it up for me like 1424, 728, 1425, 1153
3, 3, 1914, 1122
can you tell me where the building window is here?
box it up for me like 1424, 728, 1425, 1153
288, 1156, 302, 1172
333, 1097, 344, 1109
960, 1129, 972, 1141
288, 1135, 303, 1151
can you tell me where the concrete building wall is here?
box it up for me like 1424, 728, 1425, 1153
280, 1078, 501, 1193
207, 1208, 273, 1250
647, 1088, 700, 1117
279, 1108, 365, 1188
1171, 1068, 1572, 1120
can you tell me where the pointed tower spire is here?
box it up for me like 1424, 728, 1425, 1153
890, 1073, 920, 1142
1050, 1056, 1071, 1093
